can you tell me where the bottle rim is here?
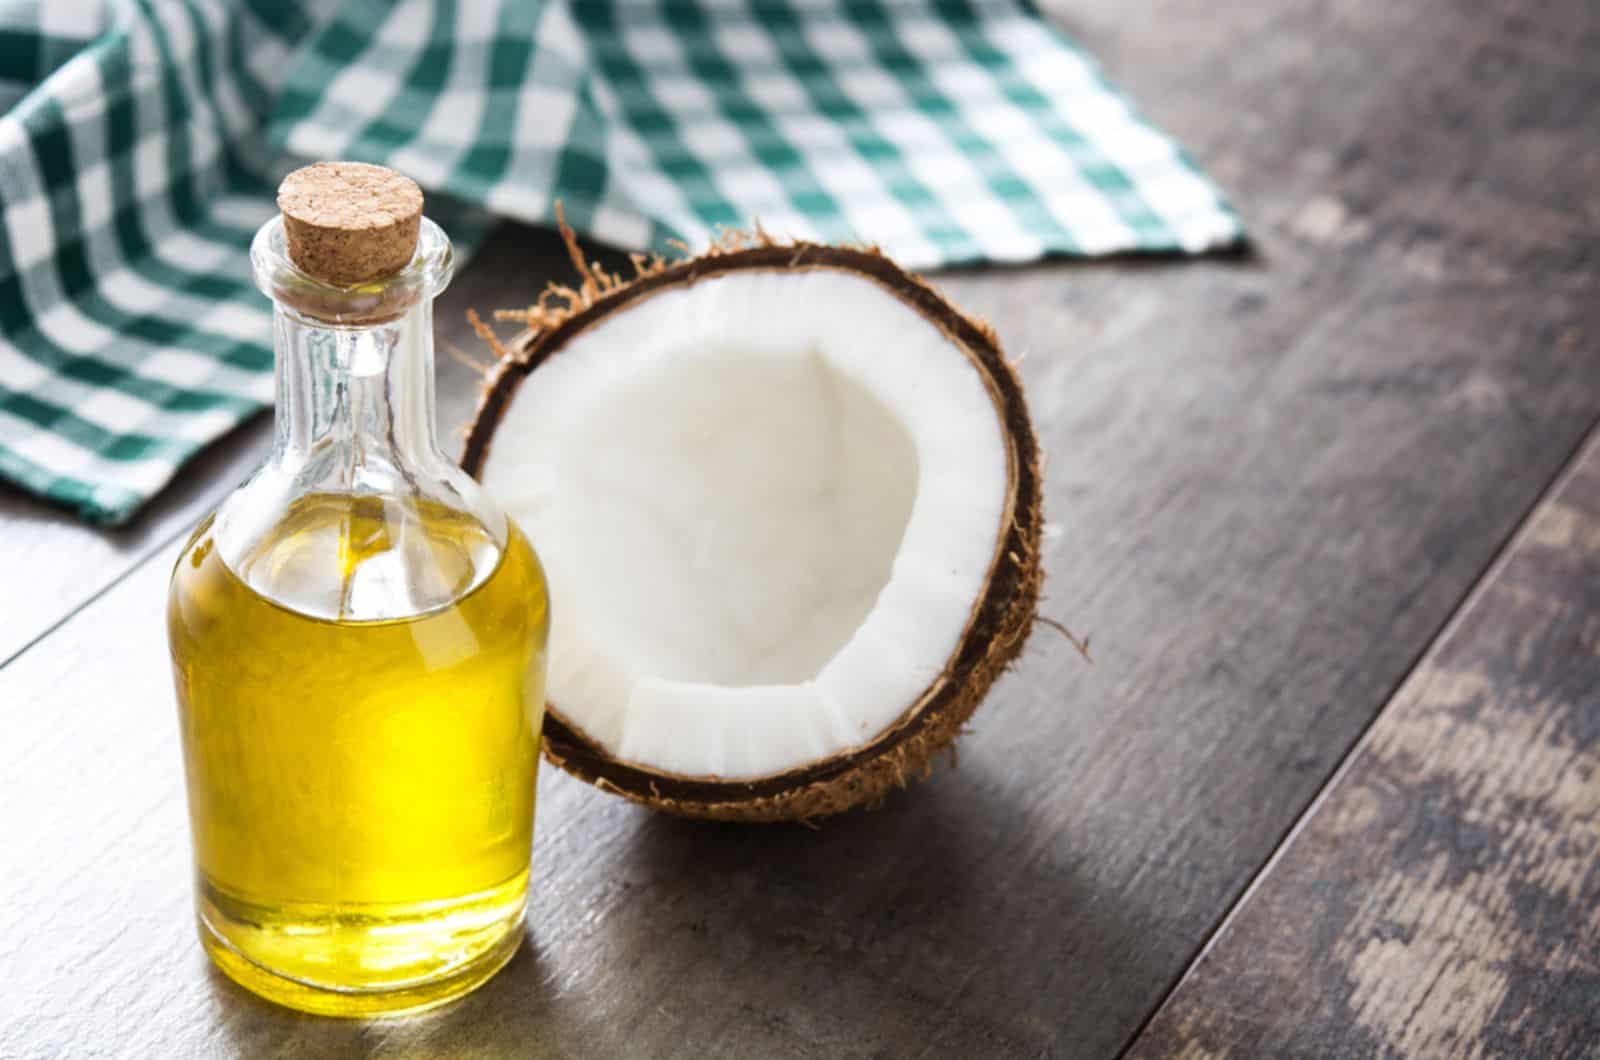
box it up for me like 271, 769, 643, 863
250, 215, 453, 324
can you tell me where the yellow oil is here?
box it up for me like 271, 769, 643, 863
167, 494, 548, 1016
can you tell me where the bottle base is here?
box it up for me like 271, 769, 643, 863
197, 873, 527, 1018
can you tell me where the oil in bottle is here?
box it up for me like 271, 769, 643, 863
168, 495, 548, 1015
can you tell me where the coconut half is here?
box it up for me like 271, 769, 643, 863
463, 230, 1042, 822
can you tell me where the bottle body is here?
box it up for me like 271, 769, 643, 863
167, 210, 548, 1016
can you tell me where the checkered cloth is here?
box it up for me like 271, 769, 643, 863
0, 0, 1242, 525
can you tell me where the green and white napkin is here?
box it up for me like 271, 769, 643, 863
0, 0, 1242, 525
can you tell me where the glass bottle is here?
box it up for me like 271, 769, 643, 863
167, 165, 549, 1017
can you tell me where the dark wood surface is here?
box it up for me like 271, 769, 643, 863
0, 422, 264, 666
3, 0, 1598, 1055
1127, 433, 1600, 1059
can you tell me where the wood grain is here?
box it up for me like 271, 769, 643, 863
0, 420, 266, 665
1127, 431, 1600, 1059
2, 0, 1599, 1055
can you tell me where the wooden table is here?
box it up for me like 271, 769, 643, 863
3, 0, 1597, 1055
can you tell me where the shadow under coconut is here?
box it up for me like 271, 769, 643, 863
578, 772, 1160, 1058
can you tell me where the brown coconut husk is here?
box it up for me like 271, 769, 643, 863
462, 213, 1043, 823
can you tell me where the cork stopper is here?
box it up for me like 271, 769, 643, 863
277, 162, 423, 286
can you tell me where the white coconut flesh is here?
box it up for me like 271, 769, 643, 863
478, 268, 1012, 782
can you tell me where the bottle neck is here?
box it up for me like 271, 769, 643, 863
271, 299, 442, 488
212, 211, 510, 618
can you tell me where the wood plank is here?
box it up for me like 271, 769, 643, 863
0, 224, 571, 666
0, 419, 267, 665
3, 0, 1600, 1055
1127, 431, 1600, 1059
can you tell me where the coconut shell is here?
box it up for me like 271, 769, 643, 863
462, 225, 1043, 822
